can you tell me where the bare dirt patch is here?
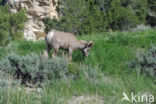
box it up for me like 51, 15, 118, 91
68, 95, 104, 104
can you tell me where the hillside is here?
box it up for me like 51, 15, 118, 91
0, 28, 156, 104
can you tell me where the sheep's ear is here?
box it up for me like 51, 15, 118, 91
88, 41, 93, 47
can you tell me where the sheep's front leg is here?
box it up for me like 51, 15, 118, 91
43, 44, 51, 58
68, 47, 73, 60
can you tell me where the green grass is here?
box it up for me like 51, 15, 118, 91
0, 29, 156, 104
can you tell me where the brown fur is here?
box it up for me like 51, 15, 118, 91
43, 29, 93, 60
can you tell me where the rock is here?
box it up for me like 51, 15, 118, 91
7, 0, 59, 41
34, 31, 46, 40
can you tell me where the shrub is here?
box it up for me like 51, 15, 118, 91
128, 0, 148, 24
43, 0, 148, 35
129, 46, 156, 79
0, 5, 27, 46
43, 0, 90, 34
0, 52, 99, 85
0, 78, 20, 88
108, 0, 139, 30
148, 0, 156, 12
0, 79, 7, 87
0, 53, 68, 85
80, 65, 99, 79
9, 9, 27, 40
147, 0, 156, 26
0, 5, 10, 46
43, 0, 108, 35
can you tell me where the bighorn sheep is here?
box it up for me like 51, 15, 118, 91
43, 29, 93, 60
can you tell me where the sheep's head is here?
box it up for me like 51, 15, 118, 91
81, 41, 93, 57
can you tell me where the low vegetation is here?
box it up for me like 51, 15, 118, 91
0, 53, 68, 85
0, 28, 156, 104
129, 45, 156, 78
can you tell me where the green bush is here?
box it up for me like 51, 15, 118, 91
0, 5, 10, 46
43, 0, 89, 34
0, 5, 27, 46
9, 9, 27, 40
129, 46, 156, 78
129, 0, 148, 24
43, 0, 108, 34
43, 0, 148, 35
108, 0, 139, 30
147, 0, 156, 26
0, 53, 68, 85
148, 0, 156, 12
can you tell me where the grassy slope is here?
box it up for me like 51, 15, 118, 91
0, 29, 156, 104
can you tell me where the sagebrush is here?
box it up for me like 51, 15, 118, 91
129, 45, 156, 78
0, 53, 68, 85
0, 53, 98, 85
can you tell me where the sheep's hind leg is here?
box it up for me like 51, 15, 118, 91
52, 47, 59, 58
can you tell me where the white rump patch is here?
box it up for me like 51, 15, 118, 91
47, 30, 55, 42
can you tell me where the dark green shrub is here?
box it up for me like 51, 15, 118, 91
43, 0, 90, 34
120, 0, 148, 24
129, 46, 156, 78
108, 0, 139, 30
68, 62, 80, 78
129, 0, 148, 24
0, 5, 10, 46
0, 5, 27, 46
43, 0, 108, 35
0, 53, 68, 84
43, 0, 148, 35
9, 9, 27, 40
147, 0, 156, 26
148, 0, 156, 12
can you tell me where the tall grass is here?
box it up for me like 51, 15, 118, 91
0, 29, 156, 104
